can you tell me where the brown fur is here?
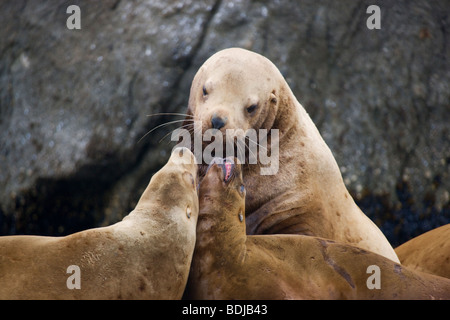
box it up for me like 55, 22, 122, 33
0, 148, 198, 299
185, 48, 399, 262
185, 161, 450, 299
395, 224, 450, 279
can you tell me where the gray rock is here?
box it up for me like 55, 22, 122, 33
1, 0, 449, 245
0, 0, 217, 233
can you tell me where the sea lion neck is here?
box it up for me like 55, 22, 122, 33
196, 174, 247, 261
197, 188, 245, 234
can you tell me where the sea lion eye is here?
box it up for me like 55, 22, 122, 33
247, 104, 258, 114
202, 85, 208, 96
240, 184, 245, 194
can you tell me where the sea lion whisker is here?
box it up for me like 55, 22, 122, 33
138, 119, 194, 144
244, 136, 289, 168
146, 112, 194, 118
242, 139, 258, 170
192, 125, 203, 136
158, 122, 197, 144
234, 140, 247, 169
245, 136, 268, 153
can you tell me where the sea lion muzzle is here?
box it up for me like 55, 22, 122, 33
207, 157, 235, 183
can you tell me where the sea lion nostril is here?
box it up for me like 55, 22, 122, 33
211, 116, 226, 129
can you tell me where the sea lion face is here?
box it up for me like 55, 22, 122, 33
198, 157, 246, 223
188, 48, 280, 138
141, 147, 199, 221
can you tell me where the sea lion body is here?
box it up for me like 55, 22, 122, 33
0, 148, 198, 299
395, 224, 450, 279
186, 159, 450, 299
185, 48, 399, 262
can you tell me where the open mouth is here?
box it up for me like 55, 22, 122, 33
207, 157, 235, 182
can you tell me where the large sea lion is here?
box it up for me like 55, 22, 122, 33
183, 47, 399, 262
395, 224, 450, 279
0, 147, 198, 299
185, 158, 450, 299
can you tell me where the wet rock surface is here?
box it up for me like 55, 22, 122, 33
1, 0, 449, 246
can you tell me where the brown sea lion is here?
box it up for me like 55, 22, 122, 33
0, 147, 198, 299
183, 47, 399, 262
395, 224, 450, 279
185, 158, 450, 299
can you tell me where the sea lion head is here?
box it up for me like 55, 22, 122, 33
186, 48, 286, 137
186, 157, 247, 299
136, 147, 199, 223
198, 156, 246, 228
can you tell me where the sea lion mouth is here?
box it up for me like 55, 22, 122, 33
207, 157, 235, 183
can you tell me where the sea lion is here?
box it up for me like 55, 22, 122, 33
185, 158, 450, 299
0, 147, 198, 300
183, 47, 399, 263
395, 224, 450, 279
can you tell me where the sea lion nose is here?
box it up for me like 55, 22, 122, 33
211, 115, 226, 130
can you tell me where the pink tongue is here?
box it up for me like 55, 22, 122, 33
225, 162, 232, 180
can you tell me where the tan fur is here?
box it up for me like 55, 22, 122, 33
395, 224, 450, 278
0, 148, 198, 300
185, 48, 399, 262
185, 161, 450, 299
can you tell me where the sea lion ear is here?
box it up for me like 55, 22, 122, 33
270, 91, 277, 104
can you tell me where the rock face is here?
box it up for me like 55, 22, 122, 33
0, 0, 448, 246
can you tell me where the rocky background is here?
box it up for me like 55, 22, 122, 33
0, 0, 448, 246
